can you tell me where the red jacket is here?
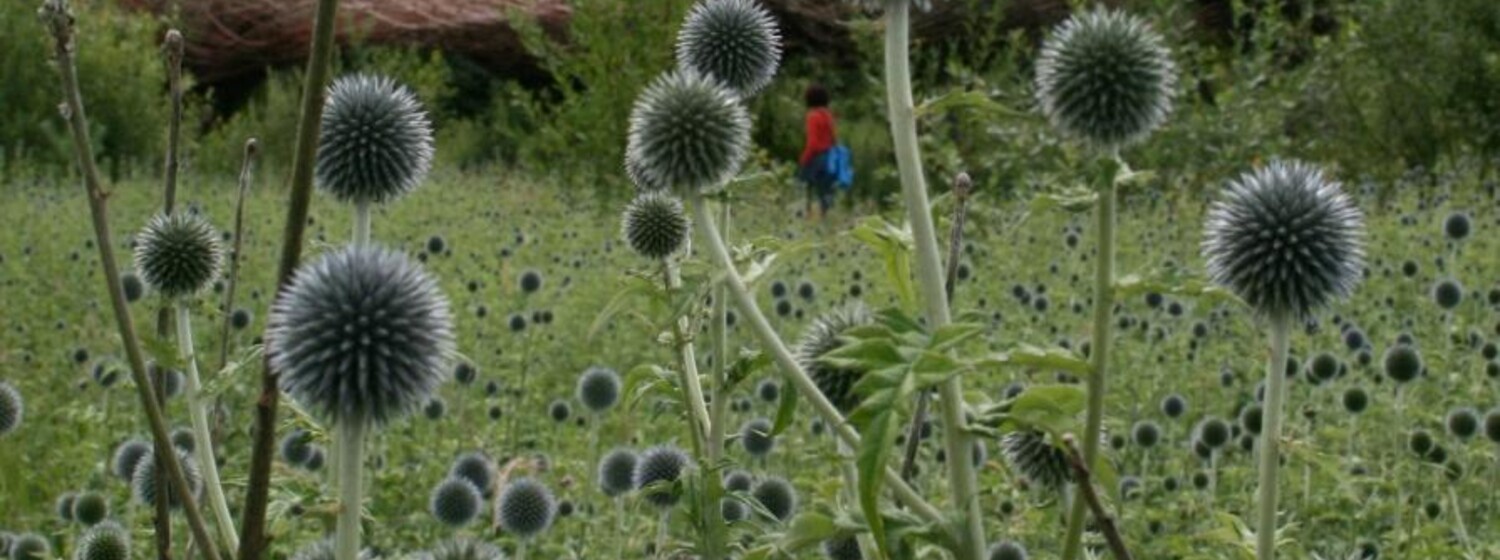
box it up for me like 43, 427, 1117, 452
800, 107, 836, 166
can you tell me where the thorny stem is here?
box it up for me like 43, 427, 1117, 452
1062, 435, 1135, 560
240, 0, 340, 555
178, 303, 239, 551
1256, 317, 1292, 560
705, 202, 733, 558
39, 2, 222, 558
883, 5, 984, 557
688, 195, 948, 532
217, 140, 258, 374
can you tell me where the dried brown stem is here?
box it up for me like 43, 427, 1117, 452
1062, 434, 1134, 560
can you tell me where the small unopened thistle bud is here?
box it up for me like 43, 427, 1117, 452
1446, 408, 1479, 440
634, 445, 691, 508
9, 534, 48, 560
751, 476, 797, 521
430, 477, 484, 527
1202, 161, 1365, 321
498, 477, 557, 538
739, 417, 775, 457
548, 399, 572, 423
1035, 9, 1176, 150
120, 273, 145, 302
280, 428, 314, 466
426, 538, 504, 560
74, 521, 129, 560
1000, 430, 1072, 491
71, 491, 108, 526
0, 381, 20, 436
57, 492, 77, 522
577, 366, 622, 414
134, 213, 223, 299
626, 70, 750, 196
111, 439, 152, 480
269, 245, 454, 426
1384, 345, 1422, 384
131, 449, 202, 509
315, 74, 434, 206
450, 452, 495, 497
722, 469, 753, 493
822, 535, 863, 560
621, 192, 690, 260
797, 304, 874, 412
1443, 212, 1471, 241
1197, 417, 1231, 449
1432, 279, 1464, 310
676, 0, 781, 98
1131, 420, 1160, 448
987, 541, 1029, 560
598, 448, 639, 498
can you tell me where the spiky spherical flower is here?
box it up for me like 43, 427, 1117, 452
9, 534, 48, 560
170, 427, 196, 453
577, 366, 622, 414
57, 492, 78, 521
0, 381, 20, 436
1383, 345, 1422, 384
987, 541, 1029, 560
1342, 387, 1369, 414
621, 192, 690, 260
430, 477, 484, 527
280, 428, 314, 466
72, 492, 109, 526
723, 469, 753, 493
1446, 408, 1480, 440
290, 539, 374, 560
1035, 9, 1175, 150
120, 273, 145, 302
1444, 212, 1471, 241
1000, 430, 1072, 491
740, 417, 776, 457
315, 74, 434, 206
1197, 417, 1232, 449
822, 535, 863, 560
633, 445, 691, 508
498, 478, 557, 539
751, 476, 797, 521
676, 0, 781, 98
450, 452, 496, 497
425, 538, 505, 560
133, 213, 222, 299
1484, 409, 1500, 444
1432, 279, 1464, 310
1202, 161, 1365, 322
1131, 420, 1161, 449
74, 521, 128, 560
626, 70, 751, 196
111, 439, 152, 480
597, 448, 639, 498
132, 449, 201, 509
721, 498, 748, 523
796, 304, 874, 412
303, 447, 326, 471
269, 245, 454, 426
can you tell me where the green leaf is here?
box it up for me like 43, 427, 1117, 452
982, 345, 1090, 374
1030, 189, 1098, 214
587, 279, 659, 340
1007, 384, 1087, 436
140, 335, 181, 372
771, 384, 798, 436
779, 512, 838, 552
1114, 273, 1246, 307
915, 90, 1028, 121
925, 323, 983, 353
725, 349, 770, 391
856, 409, 900, 560
822, 339, 906, 372
850, 217, 917, 311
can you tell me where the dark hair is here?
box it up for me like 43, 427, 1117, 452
805, 84, 830, 109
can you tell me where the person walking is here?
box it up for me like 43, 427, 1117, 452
799, 84, 838, 219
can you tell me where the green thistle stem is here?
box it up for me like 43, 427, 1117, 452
176, 302, 238, 551
1256, 317, 1292, 560
354, 200, 372, 247
335, 419, 367, 560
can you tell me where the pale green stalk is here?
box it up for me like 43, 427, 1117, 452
354, 200, 372, 246
177, 303, 239, 550
336, 419, 368, 560
1256, 317, 1292, 560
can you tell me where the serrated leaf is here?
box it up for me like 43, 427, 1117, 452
771, 384, 798, 437
926, 323, 983, 353
857, 410, 900, 560
588, 280, 659, 340
850, 217, 917, 311
983, 345, 1090, 374
1007, 384, 1087, 436
1031, 190, 1098, 213
823, 339, 906, 372
1114, 273, 1246, 307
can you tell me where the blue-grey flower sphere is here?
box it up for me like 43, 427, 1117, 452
739, 417, 775, 457
576, 366, 622, 414
0, 381, 20, 436
315, 74, 435, 206
1000, 430, 1072, 491
822, 535, 862, 560
269, 245, 454, 426
796, 304, 874, 412
134, 212, 223, 299
72, 491, 109, 526
111, 439, 152, 480
1035, 9, 1175, 150
74, 521, 129, 560
280, 428, 314, 466
722, 469, 753, 492
751, 476, 797, 521
1202, 161, 1364, 321
425, 538, 505, 560
9, 534, 48, 560
633, 445, 691, 508
57, 492, 77, 522
987, 541, 1029, 560
131, 449, 201, 509
598, 448, 638, 498
622, 191, 690, 260
450, 452, 496, 497
626, 70, 751, 196
430, 477, 484, 527
498, 477, 557, 538
721, 498, 748, 523
676, 0, 782, 98
290, 539, 374, 560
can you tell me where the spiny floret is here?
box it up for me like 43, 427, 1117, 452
1202, 160, 1365, 321
822, 535, 863, 560
111, 439, 152, 480
269, 245, 454, 426
633, 445, 691, 508
280, 428, 314, 466
9, 533, 48, 560
316, 74, 435, 206
987, 541, 1029, 560
597, 448, 639, 498
676, 0, 782, 98
71, 491, 109, 526
1000, 430, 1073, 491
626, 70, 751, 196
450, 452, 496, 497
739, 417, 776, 457
131, 449, 201, 510
430, 477, 484, 527
751, 476, 797, 521
1035, 9, 1175, 150
621, 192, 691, 260
577, 366, 622, 413
796, 304, 874, 412
0, 381, 20, 436
498, 477, 556, 538
74, 521, 129, 560
424, 538, 505, 560
133, 212, 223, 299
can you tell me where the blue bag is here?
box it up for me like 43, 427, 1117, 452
825, 144, 854, 190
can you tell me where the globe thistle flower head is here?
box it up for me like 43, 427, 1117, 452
1035, 9, 1176, 150
1000, 430, 1073, 491
315, 74, 434, 206
739, 417, 776, 457
9, 534, 48, 560
597, 448, 638, 498
987, 541, 1029, 560
845, 0, 931, 12
1484, 409, 1500, 444
676, 0, 782, 98
1446, 407, 1479, 439
75, 521, 129, 560
1432, 279, 1463, 310
1443, 212, 1471, 241
131, 449, 202, 509
1202, 160, 1365, 322
722, 469, 753, 493
290, 539, 374, 560
721, 498, 748, 523
548, 399, 572, 423
751, 476, 797, 521
1383, 344, 1422, 384
72, 491, 109, 526
796, 304, 874, 412
822, 535, 863, 560
621, 192, 690, 260
269, 245, 454, 427
170, 426, 196, 453
57, 492, 77, 522
426, 538, 505, 560
134, 212, 223, 299
0, 381, 20, 436
626, 70, 751, 196
280, 428, 314, 466
498, 477, 557, 539
577, 366, 622, 413
634, 445, 691, 508
450, 452, 496, 497
430, 477, 484, 527
111, 439, 152, 480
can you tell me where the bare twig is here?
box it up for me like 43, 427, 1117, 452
238, 0, 342, 557
152, 27, 186, 560
217, 139, 258, 373
900, 172, 973, 482
39, 4, 222, 559
1062, 434, 1134, 560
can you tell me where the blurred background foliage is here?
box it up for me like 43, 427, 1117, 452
3, 0, 1499, 204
